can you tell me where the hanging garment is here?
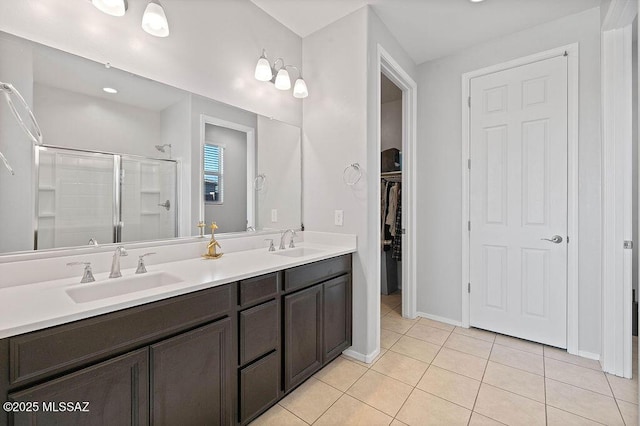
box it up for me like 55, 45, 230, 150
386, 183, 398, 235
392, 187, 402, 261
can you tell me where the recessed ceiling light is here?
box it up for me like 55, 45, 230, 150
103, 87, 118, 94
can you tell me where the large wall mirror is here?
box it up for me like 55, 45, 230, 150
0, 31, 302, 256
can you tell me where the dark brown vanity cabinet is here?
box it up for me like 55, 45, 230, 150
283, 284, 324, 391
237, 273, 281, 425
283, 256, 352, 393
150, 319, 233, 426
0, 285, 235, 426
0, 253, 352, 426
8, 348, 149, 426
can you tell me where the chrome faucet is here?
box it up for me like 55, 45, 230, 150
109, 246, 128, 278
279, 229, 297, 250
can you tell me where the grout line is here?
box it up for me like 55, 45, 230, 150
277, 403, 312, 425
546, 405, 609, 426
604, 370, 628, 425
468, 333, 493, 425
391, 311, 454, 424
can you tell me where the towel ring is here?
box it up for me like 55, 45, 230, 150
343, 163, 362, 186
1, 82, 43, 146
0, 82, 43, 175
254, 173, 267, 191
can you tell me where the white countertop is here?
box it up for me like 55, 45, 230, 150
0, 238, 356, 339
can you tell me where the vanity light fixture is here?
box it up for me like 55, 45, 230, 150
469, 0, 485, 2
274, 68, 291, 90
142, 0, 170, 37
91, 0, 128, 17
254, 50, 308, 98
103, 87, 118, 94
91, 0, 170, 38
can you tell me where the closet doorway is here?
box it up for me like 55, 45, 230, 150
374, 46, 417, 363
380, 73, 404, 316
377, 46, 418, 314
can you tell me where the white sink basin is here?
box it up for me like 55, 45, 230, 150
272, 247, 325, 258
66, 272, 183, 303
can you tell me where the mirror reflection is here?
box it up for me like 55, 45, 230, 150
0, 31, 301, 255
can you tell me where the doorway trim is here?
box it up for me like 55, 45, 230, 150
376, 44, 418, 324
600, 0, 637, 378
460, 44, 580, 355
199, 115, 256, 228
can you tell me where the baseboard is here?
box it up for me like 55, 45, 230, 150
577, 350, 601, 361
416, 311, 463, 327
342, 347, 380, 364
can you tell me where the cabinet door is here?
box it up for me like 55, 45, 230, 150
9, 348, 149, 426
283, 285, 322, 392
323, 274, 352, 362
150, 319, 233, 426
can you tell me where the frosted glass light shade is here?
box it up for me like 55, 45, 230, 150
274, 69, 291, 90
142, 0, 170, 37
254, 57, 273, 81
293, 78, 308, 98
92, 0, 128, 16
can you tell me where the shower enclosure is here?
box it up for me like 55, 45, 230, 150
35, 146, 177, 250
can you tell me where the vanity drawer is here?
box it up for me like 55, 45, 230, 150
239, 351, 280, 424
9, 284, 232, 387
239, 272, 279, 307
239, 300, 279, 365
284, 254, 351, 292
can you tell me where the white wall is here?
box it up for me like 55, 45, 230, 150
34, 84, 163, 157
417, 8, 603, 354
302, 8, 369, 356
0, 0, 302, 126
302, 5, 417, 359
381, 100, 402, 152
204, 125, 248, 233
256, 116, 301, 231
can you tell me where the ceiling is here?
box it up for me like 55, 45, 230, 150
29, 37, 187, 112
250, 0, 602, 64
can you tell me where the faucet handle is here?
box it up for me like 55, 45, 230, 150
289, 230, 297, 248
67, 261, 95, 284
116, 246, 128, 256
264, 239, 276, 252
135, 252, 156, 274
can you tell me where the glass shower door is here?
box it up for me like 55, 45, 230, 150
36, 147, 116, 250
119, 157, 177, 243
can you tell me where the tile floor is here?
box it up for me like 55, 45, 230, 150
252, 292, 639, 425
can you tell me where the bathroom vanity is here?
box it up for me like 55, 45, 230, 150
0, 237, 354, 426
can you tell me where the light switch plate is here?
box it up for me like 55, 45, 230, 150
334, 210, 344, 226
271, 209, 278, 223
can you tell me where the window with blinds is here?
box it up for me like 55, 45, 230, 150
204, 144, 223, 203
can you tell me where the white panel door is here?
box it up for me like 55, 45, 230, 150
469, 56, 568, 348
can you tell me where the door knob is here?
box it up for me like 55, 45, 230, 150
541, 235, 563, 244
